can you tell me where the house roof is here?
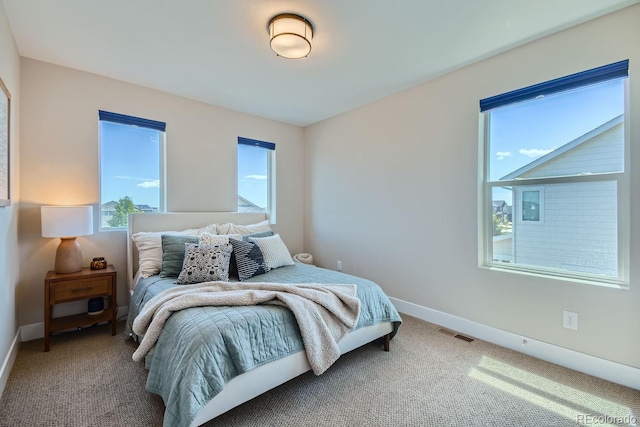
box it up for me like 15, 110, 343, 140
102, 200, 117, 210
237, 195, 260, 208
3, 1, 637, 127
500, 114, 624, 180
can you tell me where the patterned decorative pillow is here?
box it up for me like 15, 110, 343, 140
176, 243, 233, 284
228, 238, 270, 281
248, 234, 295, 270
200, 233, 242, 278
159, 234, 199, 277
199, 232, 242, 245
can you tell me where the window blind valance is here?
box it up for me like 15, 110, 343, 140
98, 110, 166, 132
479, 59, 629, 112
238, 137, 275, 151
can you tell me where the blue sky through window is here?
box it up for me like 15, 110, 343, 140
100, 121, 161, 207
238, 143, 269, 208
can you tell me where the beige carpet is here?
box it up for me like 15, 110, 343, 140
0, 315, 638, 427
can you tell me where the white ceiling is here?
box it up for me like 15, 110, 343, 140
2, 0, 638, 127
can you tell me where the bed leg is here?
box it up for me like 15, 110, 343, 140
383, 333, 390, 352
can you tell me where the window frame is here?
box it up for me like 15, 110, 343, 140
98, 110, 166, 231
478, 61, 630, 288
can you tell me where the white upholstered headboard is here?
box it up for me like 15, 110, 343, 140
126, 211, 268, 290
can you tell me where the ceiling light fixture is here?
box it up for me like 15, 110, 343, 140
269, 13, 313, 59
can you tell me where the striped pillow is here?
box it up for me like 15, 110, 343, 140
228, 238, 270, 281
248, 234, 294, 270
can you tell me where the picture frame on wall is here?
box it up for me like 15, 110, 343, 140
0, 76, 10, 207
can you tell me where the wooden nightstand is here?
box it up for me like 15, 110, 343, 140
44, 265, 117, 352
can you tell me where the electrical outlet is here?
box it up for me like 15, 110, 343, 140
563, 310, 578, 330
336, 260, 342, 271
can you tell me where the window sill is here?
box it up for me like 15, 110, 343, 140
481, 264, 628, 290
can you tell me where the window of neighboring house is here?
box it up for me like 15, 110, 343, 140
479, 60, 629, 286
99, 110, 166, 230
237, 137, 275, 221
519, 188, 543, 223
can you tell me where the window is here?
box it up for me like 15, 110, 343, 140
519, 188, 543, 223
237, 137, 275, 220
479, 60, 628, 286
99, 110, 166, 230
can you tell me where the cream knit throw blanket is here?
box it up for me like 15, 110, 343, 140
131, 281, 361, 375
293, 253, 314, 264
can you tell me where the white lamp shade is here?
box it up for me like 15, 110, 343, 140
41, 206, 94, 238
269, 14, 313, 59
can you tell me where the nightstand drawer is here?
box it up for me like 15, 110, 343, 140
51, 277, 112, 303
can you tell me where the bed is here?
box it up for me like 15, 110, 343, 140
124, 212, 402, 427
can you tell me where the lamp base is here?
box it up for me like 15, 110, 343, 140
55, 237, 84, 274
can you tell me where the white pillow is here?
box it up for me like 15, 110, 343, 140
197, 223, 218, 235
216, 220, 271, 236
199, 232, 242, 245
248, 234, 294, 269
132, 224, 218, 278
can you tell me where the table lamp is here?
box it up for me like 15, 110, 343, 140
41, 205, 94, 274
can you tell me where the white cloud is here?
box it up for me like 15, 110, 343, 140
519, 148, 554, 158
245, 175, 267, 180
137, 180, 160, 188
495, 151, 512, 160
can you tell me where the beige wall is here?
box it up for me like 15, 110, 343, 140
304, 5, 640, 368
0, 2, 20, 388
18, 59, 304, 326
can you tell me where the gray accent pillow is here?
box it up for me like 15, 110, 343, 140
176, 243, 233, 284
241, 230, 274, 241
160, 235, 199, 277
229, 238, 270, 281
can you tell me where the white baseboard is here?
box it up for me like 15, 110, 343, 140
20, 323, 43, 342
390, 297, 640, 391
0, 330, 20, 399
20, 306, 129, 342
